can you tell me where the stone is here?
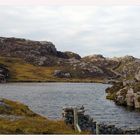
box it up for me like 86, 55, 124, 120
38, 57, 47, 66
126, 88, 135, 107
123, 80, 135, 86
135, 69, 140, 81
54, 70, 71, 78
64, 73, 71, 78
133, 92, 140, 108
64, 51, 81, 60
0, 65, 9, 83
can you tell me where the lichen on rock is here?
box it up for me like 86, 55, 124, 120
106, 80, 140, 109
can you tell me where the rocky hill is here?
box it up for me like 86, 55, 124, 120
105, 56, 140, 109
0, 37, 81, 66
0, 37, 139, 82
0, 37, 114, 82
110, 55, 140, 80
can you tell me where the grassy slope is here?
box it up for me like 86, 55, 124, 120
0, 98, 76, 134
0, 56, 103, 83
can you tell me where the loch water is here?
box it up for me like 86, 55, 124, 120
0, 82, 140, 129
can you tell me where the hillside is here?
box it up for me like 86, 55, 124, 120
0, 98, 76, 134
110, 56, 140, 80
0, 37, 140, 83
105, 56, 140, 109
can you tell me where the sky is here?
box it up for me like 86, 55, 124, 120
0, 6, 140, 58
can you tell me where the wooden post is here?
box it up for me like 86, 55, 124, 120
73, 107, 81, 133
96, 123, 99, 134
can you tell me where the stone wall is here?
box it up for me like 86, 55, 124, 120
62, 106, 140, 134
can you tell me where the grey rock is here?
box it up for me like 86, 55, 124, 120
0, 65, 9, 83
54, 70, 71, 78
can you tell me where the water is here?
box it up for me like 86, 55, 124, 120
0, 82, 140, 129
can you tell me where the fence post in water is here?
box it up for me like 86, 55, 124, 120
73, 107, 81, 133
96, 123, 99, 134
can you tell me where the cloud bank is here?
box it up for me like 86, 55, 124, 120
0, 6, 140, 57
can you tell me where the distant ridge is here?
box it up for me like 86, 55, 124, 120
0, 36, 139, 82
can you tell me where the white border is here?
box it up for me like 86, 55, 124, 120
0, 0, 140, 5
0, 135, 140, 140
0, 0, 140, 139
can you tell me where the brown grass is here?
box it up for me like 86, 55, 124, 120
0, 98, 76, 134
0, 56, 104, 83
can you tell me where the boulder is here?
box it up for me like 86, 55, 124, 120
106, 82, 124, 100
37, 57, 46, 66
133, 92, 140, 108
54, 70, 71, 78
63, 51, 81, 60
126, 88, 135, 107
0, 65, 9, 83
115, 88, 127, 105
135, 69, 140, 81
123, 80, 135, 86
106, 81, 140, 109
64, 73, 71, 78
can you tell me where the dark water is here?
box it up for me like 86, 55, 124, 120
0, 83, 140, 129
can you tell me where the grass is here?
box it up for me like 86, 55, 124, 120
0, 118, 76, 134
0, 56, 104, 83
0, 98, 77, 134
0, 56, 59, 82
0, 98, 36, 116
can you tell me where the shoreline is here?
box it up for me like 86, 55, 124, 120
0, 98, 140, 134
5, 79, 106, 84
0, 98, 77, 134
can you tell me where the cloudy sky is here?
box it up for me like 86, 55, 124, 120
0, 6, 140, 57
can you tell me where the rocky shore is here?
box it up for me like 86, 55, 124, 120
106, 69, 140, 109
62, 106, 140, 134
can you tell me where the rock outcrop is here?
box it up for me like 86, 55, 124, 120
0, 37, 82, 67
0, 64, 9, 83
54, 70, 71, 78
135, 69, 140, 81
106, 77, 140, 109
63, 51, 81, 60
105, 55, 140, 109
0, 36, 140, 82
111, 55, 140, 80
0, 37, 120, 80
